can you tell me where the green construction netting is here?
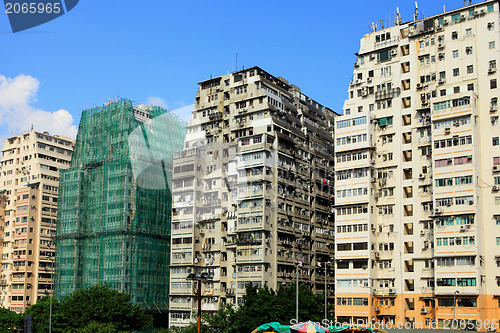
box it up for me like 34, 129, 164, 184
54, 98, 186, 310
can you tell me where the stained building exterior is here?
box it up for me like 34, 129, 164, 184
168, 67, 338, 326
0, 131, 74, 312
335, 0, 500, 328
54, 98, 186, 314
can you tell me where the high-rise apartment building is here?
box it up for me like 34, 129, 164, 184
335, 0, 499, 328
169, 67, 337, 326
54, 99, 186, 317
0, 131, 74, 312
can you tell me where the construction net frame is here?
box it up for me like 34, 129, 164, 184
55, 98, 186, 312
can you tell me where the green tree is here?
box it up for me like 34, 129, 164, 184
0, 307, 22, 333
59, 284, 153, 332
23, 296, 67, 333
205, 283, 324, 333
76, 321, 128, 333
24, 285, 153, 332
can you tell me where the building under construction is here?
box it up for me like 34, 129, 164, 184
54, 98, 186, 315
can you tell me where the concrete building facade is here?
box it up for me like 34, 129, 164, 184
169, 67, 337, 326
334, 0, 500, 329
0, 131, 73, 312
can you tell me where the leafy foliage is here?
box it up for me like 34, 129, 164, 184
204, 283, 324, 333
0, 307, 22, 333
24, 285, 153, 333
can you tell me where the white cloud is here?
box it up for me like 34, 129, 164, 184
145, 96, 168, 109
171, 104, 194, 122
0, 74, 78, 141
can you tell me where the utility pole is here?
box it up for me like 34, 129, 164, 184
452, 290, 460, 333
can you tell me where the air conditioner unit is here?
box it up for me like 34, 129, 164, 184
438, 78, 446, 84
367, 77, 372, 83
362, 265, 368, 269
434, 208, 441, 214
420, 230, 425, 235
369, 54, 375, 59
491, 107, 498, 113
438, 43, 445, 49
421, 307, 428, 314
421, 99, 428, 105
493, 186, 499, 192
354, 61, 360, 67
389, 288, 396, 294
460, 225, 465, 231
419, 174, 425, 179
489, 68, 497, 74
493, 165, 500, 172
443, 19, 449, 25
375, 307, 380, 312
453, 121, 460, 126
416, 83, 422, 89
362, 90, 368, 97
391, 50, 397, 56
436, 25, 444, 31
444, 127, 451, 134
374, 252, 380, 259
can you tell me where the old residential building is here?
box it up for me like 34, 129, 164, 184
0, 131, 73, 312
169, 67, 337, 326
335, 0, 500, 328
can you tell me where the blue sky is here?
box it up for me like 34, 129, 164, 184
0, 0, 468, 140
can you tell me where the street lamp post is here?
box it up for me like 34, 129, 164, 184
324, 261, 331, 321
452, 290, 460, 333
46, 255, 54, 333
187, 272, 214, 333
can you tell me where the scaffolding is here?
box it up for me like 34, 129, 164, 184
54, 98, 186, 311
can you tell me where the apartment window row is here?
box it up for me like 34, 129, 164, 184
435, 175, 473, 187
436, 256, 475, 266
437, 278, 476, 287
336, 168, 368, 181
336, 279, 369, 288
434, 115, 471, 129
433, 96, 470, 111
171, 252, 192, 260
172, 222, 193, 230
337, 298, 369, 306
337, 242, 368, 252
337, 187, 368, 198
436, 236, 475, 246
336, 150, 368, 163
378, 205, 394, 215
336, 204, 368, 216
377, 188, 394, 198
336, 133, 368, 146
434, 136, 472, 149
435, 215, 475, 226
337, 224, 368, 234
436, 195, 474, 206
336, 116, 367, 129
435, 155, 472, 168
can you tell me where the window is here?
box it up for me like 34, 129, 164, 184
492, 79, 498, 89
452, 31, 458, 40
467, 65, 474, 74
453, 68, 460, 77
466, 47, 472, 55
465, 28, 472, 36
453, 50, 459, 58
468, 84, 474, 91
488, 22, 495, 31
488, 4, 494, 12
454, 86, 460, 94
490, 41, 496, 49
493, 137, 499, 146
451, 13, 461, 23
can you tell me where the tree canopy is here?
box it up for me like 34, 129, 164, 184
204, 283, 325, 333
0, 306, 22, 333
24, 284, 153, 333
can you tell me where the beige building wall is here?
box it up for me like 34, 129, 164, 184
335, 0, 500, 329
0, 131, 73, 312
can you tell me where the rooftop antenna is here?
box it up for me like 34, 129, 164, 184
235, 51, 238, 72
396, 7, 402, 25
414, 2, 418, 21
464, 0, 466, 6
380, 19, 384, 29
